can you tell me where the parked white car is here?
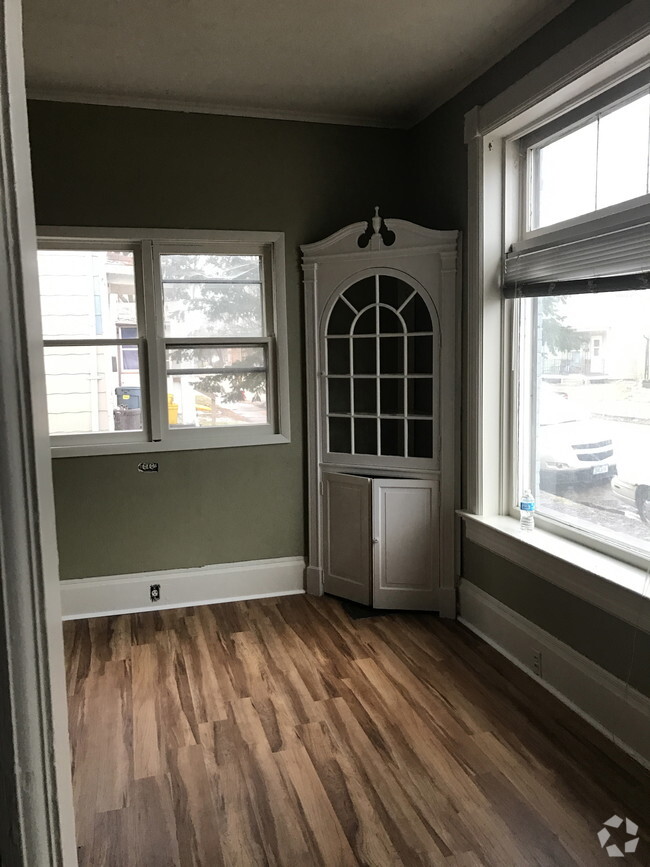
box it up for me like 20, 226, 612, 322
538, 388, 616, 492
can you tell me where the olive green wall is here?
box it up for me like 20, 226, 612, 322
410, 0, 648, 696
27, 101, 411, 579
464, 539, 650, 696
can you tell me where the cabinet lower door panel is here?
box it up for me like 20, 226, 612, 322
323, 472, 371, 605
372, 479, 439, 610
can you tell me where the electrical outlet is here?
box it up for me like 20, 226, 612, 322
150, 584, 161, 603
532, 649, 543, 677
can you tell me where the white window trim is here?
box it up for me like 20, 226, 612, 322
464, 0, 650, 617
38, 227, 291, 457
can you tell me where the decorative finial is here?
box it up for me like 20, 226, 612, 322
372, 206, 382, 237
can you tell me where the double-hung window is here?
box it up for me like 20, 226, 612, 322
506, 74, 650, 568
465, 13, 650, 587
37, 229, 290, 456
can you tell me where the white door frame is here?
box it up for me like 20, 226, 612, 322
0, 1, 77, 864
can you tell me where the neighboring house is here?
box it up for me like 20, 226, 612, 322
542, 290, 650, 379
39, 249, 138, 434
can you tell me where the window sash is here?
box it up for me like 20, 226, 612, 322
522, 69, 650, 235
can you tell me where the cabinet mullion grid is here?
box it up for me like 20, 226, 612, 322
324, 275, 436, 459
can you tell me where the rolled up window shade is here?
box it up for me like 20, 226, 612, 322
503, 221, 650, 298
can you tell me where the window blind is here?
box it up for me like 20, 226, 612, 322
503, 221, 650, 298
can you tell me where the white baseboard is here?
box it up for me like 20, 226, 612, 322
61, 556, 306, 620
459, 578, 650, 770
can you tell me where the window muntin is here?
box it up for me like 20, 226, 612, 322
529, 88, 650, 231
36, 232, 288, 454
324, 275, 436, 461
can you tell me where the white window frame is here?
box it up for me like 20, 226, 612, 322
464, 0, 650, 624
38, 227, 291, 457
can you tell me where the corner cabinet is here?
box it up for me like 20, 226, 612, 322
302, 210, 459, 616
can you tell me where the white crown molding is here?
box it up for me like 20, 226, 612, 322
60, 556, 305, 620
459, 579, 650, 770
27, 88, 404, 130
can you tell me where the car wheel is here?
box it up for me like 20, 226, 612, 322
635, 486, 649, 523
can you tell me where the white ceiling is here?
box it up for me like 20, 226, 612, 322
22, 0, 574, 128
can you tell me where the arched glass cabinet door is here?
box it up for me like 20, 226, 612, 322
324, 273, 438, 461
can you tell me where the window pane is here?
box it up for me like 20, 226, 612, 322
401, 292, 432, 332
522, 291, 650, 557
596, 94, 650, 209
37, 250, 137, 340
343, 277, 375, 311
44, 345, 142, 435
329, 417, 351, 453
327, 298, 355, 335
160, 254, 263, 338
381, 419, 405, 456
379, 275, 412, 309
166, 345, 265, 371
354, 418, 377, 455
354, 378, 376, 414
353, 308, 376, 335
381, 378, 403, 415
408, 378, 433, 416
408, 420, 433, 458
408, 336, 433, 374
353, 338, 376, 375
327, 339, 350, 375
168, 372, 267, 428
536, 122, 598, 228
380, 337, 403, 374
328, 379, 350, 414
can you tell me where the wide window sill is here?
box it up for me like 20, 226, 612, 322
459, 512, 649, 632
51, 431, 290, 458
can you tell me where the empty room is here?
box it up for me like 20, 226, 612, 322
0, 0, 649, 864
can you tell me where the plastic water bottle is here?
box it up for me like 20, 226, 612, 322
519, 490, 535, 531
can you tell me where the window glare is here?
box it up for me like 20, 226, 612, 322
37, 249, 137, 340
597, 94, 650, 209
536, 122, 598, 228
161, 254, 264, 338
532, 90, 650, 230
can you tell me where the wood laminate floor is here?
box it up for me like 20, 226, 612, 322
64, 594, 649, 866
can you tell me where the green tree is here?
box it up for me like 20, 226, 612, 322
163, 254, 267, 418
539, 296, 585, 354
